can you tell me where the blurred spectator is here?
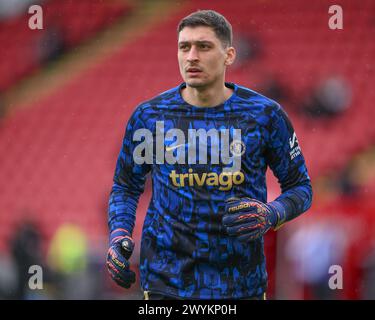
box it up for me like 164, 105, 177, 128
0, 253, 17, 299
9, 220, 45, 299
37, 25, 66, 63
259, 75, 289, 102
0, 0, 43, 21
232, 32, 263, 67
336, 160, 360, 197
301, 76, 352, 118
47, 223, 96, 299
48, 223, 87, 274
286, 217, 349, 299
360, 242, 375, 299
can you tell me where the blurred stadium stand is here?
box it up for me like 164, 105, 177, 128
0, 0, 132, 91
0, 0, 374, 299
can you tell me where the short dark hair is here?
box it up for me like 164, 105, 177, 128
177, 10, 233, 47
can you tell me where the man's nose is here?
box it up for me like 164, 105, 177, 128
187, 46, 199, 62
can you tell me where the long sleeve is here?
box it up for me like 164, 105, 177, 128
264, 104, 313, 228
108, 107, 151, 241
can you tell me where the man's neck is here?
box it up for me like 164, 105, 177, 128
182, 82, 233, 107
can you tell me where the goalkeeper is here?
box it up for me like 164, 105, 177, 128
106, 10, 312, 299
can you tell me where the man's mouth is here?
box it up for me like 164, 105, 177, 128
186, 67, 202, 77
186, 67, 202, 73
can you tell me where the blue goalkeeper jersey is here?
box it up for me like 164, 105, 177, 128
108, 82, 312, 299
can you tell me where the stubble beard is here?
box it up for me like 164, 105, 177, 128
185, 75, 216, 90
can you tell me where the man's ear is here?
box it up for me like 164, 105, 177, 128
224, 47, 236, 66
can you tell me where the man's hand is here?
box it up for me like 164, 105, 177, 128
106, 235, 136, 289
222, 197, 282, 242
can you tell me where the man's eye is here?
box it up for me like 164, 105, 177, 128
199, 44, 210, 50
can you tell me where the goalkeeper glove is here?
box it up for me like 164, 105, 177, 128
106, 230, 136, 289
222, 197, 285, 242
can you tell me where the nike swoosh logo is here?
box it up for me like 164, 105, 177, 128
289, 132, 298, 149
165, 144, 186, 152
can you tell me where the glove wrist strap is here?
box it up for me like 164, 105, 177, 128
109, 228, 131, 245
